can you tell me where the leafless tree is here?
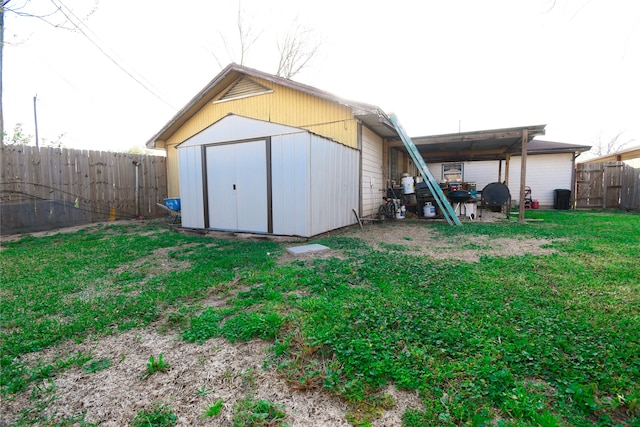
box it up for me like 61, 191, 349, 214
276, 18, 320, 79
209, 5, 320, 79
209, 2, 262, 69
590, 131, 635, 157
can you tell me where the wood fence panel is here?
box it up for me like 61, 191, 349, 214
77, 149, 91, 222
23, 146, 35, 204
576, 163, 604, 208
620, 165, 640, 211
0, 146, 168, 235
603, 162, 622, 208
576, 161, 639, 210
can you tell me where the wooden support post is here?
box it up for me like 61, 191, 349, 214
498, 159, 502, 182
505, 153, 511, 187
518, 129, 528, 223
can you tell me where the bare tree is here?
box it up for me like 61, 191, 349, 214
208, 5, 320, 80
276, 18, 320, 79
590, 131, 635, 157
209, 2, 262, 69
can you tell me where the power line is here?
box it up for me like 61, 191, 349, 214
50, 0, 178, 111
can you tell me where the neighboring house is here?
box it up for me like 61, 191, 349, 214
406, 135, 591, 208
580, 145, 640, 168
146, 63, 589, 236
146, 63, 398, 236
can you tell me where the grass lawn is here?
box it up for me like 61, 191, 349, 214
1, 210, 639, 426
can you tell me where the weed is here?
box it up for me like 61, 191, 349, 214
142, 353, 169, 379
196, 384, 210, 396
130, 402, 177, 427
203, 399, 224, 417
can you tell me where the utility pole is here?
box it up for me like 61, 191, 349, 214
33, 94, 39, 148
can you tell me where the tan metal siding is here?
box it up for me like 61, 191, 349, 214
166, 146, 179, 197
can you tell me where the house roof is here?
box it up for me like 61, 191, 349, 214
388, 125, 589, 162
581, 144, 640, 163
145, 63, 398, 148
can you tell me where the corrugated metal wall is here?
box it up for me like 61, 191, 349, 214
178, 116, 359, 237
271, 132, 311, 236
271, 132, 360, 236
178, 146, 205, 229
309, 134, 359, 236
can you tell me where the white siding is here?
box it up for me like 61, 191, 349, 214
361, 126, 384, 217
505, 154, 574, 207
178, 146, 205, 229
427, 153, 575, 207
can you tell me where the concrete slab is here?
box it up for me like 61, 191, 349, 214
286, 243, 330, 256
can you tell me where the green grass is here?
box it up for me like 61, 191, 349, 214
1, 212, 639, 426
130, 402, 177, 427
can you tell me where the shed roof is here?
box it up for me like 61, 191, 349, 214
146, 63, 397, 148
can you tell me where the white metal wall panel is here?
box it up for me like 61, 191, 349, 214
271, 133, 311, 236
180, 115, 302, 148
310, 135, 359, 236
361, 126, 384, 217
178, 146, 205, 229
179, 115, 360, 236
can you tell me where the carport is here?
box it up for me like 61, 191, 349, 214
388, 124, 547, 222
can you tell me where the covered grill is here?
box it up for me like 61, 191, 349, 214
480, 182, 511, 218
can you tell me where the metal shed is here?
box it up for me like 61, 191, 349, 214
177, 114, 359, 237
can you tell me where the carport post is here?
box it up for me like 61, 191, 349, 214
518, 129, 528, 223
504, 153, 510, 187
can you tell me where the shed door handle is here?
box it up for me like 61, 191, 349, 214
233, 184, 236, 190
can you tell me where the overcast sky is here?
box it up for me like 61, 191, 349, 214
4, 0, 640, 155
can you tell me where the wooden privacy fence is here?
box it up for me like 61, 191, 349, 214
0, 145, 168, 235
576, 161, 640, 211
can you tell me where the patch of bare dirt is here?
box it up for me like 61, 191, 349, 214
331, 217, 556, 263
2, 325, 427, 426
1, 328, 353, 426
